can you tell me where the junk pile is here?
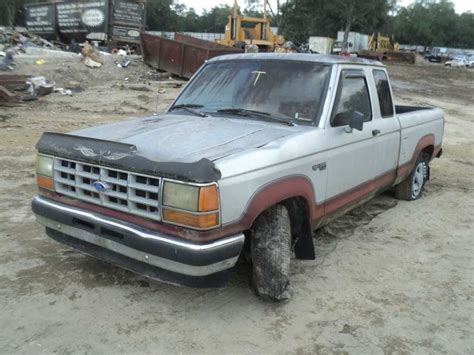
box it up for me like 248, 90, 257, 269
0, 51, 15, 71
1, 27, 134, 71
0, 27, 65, 54
0, 73, 82, 105
0, 74, 35, 105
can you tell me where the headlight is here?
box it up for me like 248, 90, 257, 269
163, 182, 200, 211
36, 154, 54, 177
35, 154, 54, 190
162, 181, 219, 229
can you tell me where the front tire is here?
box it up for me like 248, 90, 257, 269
250, 204, 293, 301
395, 153, 429, 201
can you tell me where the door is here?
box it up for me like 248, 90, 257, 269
323, 68, 378, 214
370, 69, 401, 181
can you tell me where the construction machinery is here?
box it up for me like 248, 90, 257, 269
359, 32, 415, 64
367, 32, 400, 51
217, 0, 284, 51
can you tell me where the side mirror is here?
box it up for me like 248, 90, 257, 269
344, 111, 364, 133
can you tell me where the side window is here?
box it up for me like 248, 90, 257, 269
373, 69, 394, 118
331, 70, 372, 127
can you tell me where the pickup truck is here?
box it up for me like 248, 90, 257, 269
32, 53, 444, 301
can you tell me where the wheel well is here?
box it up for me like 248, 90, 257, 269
420, 145, 433, 180
421, 145, 434, 160
281, 197, 315, 260
281, 197, 309, 236
244, 196, 316, 260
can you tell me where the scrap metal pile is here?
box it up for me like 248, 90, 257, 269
0, 74, 81, 106
0, 27, 136, 105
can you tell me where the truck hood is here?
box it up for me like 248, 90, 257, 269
71, 113, 299, 163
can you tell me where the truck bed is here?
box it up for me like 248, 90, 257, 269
395, 105, 444, 167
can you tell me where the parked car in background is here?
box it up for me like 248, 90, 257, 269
445, 56, 470, 67
424, 47, 448, 63
466, 55, 474, 67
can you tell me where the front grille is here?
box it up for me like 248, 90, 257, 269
53, 158, 162, 221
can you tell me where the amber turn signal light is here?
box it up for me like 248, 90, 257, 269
37, 175, 54, 190
198, 185, 219, 212
162, 208, 219, 229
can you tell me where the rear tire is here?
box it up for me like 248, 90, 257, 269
395, 153, 429, 201
250, 204, 293, 301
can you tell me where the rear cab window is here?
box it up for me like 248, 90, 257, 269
330, 69, 372, 127
373, 69, 394, 118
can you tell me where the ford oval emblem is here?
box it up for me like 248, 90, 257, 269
92, 181, 112, 192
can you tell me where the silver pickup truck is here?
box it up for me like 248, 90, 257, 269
32, 54, 444, 300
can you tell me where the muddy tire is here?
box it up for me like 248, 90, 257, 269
250, 204, 293, 302
395, 153, 430, 201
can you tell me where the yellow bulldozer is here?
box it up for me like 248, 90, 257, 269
217, 0, 285, 52
359, 32, 415, 64
368, 32, 400, 51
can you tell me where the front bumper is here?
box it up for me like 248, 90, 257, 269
32, 196, 245, 287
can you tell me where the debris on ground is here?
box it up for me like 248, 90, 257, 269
0, 28, 187, 107
83, 56, 102, 68
27, 76, 55, 96
0, 72, 74, 105
1, 27, 143, 76
115, 56, 131, 68
0, 51, 15, 71
81, 42, 103, 68
55, 88, 73, 96
0, 74, 34, 105
65, 81, 83, 93
0, 27, 66, 54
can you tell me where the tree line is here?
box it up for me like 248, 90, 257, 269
147, 0, 473, 49
1, 0, 473, 49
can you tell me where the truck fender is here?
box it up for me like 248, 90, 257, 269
237, 175, 321, 260
397, 134, 435, 178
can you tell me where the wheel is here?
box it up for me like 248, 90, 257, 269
250, 204, 293, 301
395, 153, 429, 201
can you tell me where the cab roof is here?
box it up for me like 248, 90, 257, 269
208, 52, 385, 67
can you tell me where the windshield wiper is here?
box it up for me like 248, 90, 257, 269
216, 108, 294, 126
169, 104, 207, 117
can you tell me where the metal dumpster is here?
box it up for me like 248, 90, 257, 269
140, 32, 242, 79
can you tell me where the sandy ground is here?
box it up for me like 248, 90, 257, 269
0, 54, 473, 354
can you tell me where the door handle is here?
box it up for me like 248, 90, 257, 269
372, 129, 381, 137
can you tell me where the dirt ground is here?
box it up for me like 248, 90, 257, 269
0, 54, 473, 354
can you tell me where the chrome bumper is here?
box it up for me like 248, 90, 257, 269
32, 196, 244, 283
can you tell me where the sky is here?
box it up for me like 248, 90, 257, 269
179, 0, 474, 15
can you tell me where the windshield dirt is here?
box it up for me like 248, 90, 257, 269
173, 60, 331, 124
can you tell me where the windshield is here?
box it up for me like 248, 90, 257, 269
172, 59, 331, 125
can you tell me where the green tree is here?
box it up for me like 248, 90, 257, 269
331, 0, 395, 50
179, 7, 200, 32
281, 0, 394, 45
197, 5, 233, 33
146, 0, 180, 31
390, 0, 462, 49
454, 12, 474, 48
